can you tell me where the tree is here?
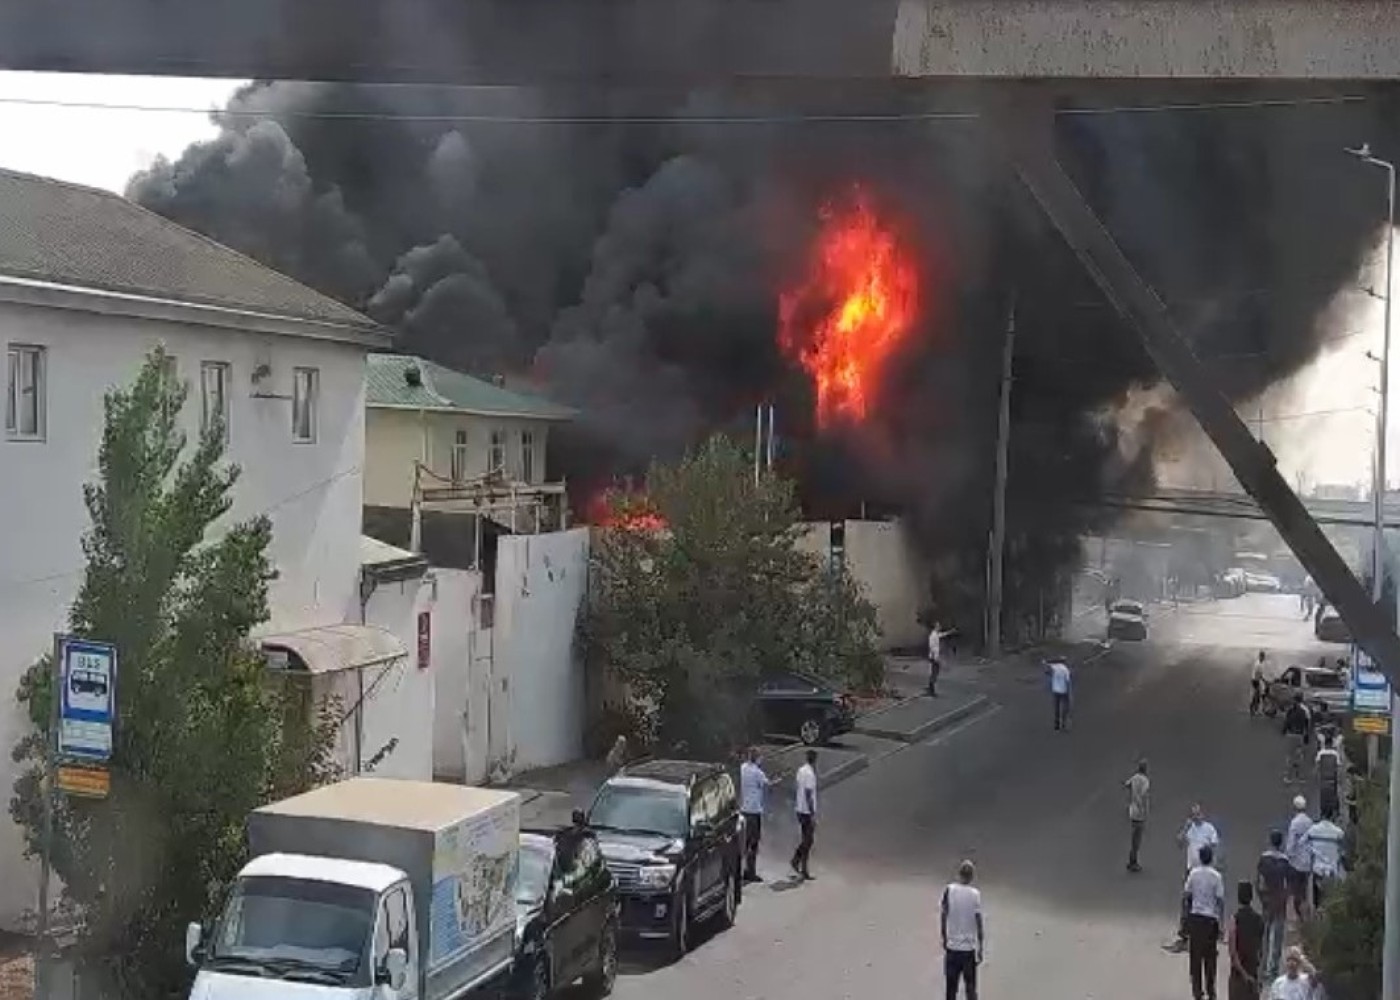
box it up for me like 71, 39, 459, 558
9, 349, 339, 1000
580, 435, 882, 758
1307, 773, 1385, 1000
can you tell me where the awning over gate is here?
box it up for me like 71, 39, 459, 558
261, 624, 405, 675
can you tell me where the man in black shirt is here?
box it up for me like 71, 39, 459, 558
1281, 694, 1312, 784
1229, 882, 1264, 999
1255, 830, 1290, 982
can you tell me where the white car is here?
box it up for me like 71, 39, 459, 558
1244, 571, 1283, 593
1107, 600, 1147, 641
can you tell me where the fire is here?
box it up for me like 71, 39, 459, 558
778, 187, 919, 429
582, 488, 668, 533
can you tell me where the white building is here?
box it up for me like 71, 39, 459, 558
0, 169, 431, 928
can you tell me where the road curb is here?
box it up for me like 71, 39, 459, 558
855, 693, 993, 743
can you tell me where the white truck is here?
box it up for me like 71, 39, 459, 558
185, 778, 520, 1000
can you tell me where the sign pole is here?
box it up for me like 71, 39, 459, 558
36, 634, 61, 998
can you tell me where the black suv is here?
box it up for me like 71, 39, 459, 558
586, 760, 743, 957
513, 824, 619, 999
759, 670, 856, 745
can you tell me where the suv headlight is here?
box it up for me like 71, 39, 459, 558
637, 864, 676, 890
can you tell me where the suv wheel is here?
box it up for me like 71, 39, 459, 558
668, 886, 691, 960
582, 922, 618, 997
799, 716, 826, 746
714, 869, 738, 929
524, 955, 550, 1000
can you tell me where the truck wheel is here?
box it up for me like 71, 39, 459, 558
582, 922, 618, 997
668, 887, 691, 960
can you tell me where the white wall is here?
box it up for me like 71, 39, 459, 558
360, 575, 436, 781
494, 529, 589, 775
429, 568, 495, 785
0, 300, 370, 927
798, 520, 928, 651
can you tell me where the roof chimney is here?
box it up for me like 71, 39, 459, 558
491, 374, 505, 387
405, 364, 423, 388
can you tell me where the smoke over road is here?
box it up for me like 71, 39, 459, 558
126, 80, 1400, 638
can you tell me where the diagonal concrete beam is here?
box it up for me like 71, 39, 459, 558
989, 94, 1400, 683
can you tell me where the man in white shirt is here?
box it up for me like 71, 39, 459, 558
739, 746, 774, 882
1125, 758, 1151, 873
1306, 807, 1346, 911
941, 860, 984, 1000
1047, 658, 1072, 731
1172, 804, 1221, 951
1182, 844, 1226, 1000
790, 749, 818, 880
1285, 796, 1314, 921
928, 621, 956, 697
1269, 946, 1318, 1000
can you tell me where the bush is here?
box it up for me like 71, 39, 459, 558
1307, 775, 1386, 1000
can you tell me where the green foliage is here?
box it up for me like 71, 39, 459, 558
580, 435, 883, 759
9, 349, 340, 1000
1307, 775, 1386, 1000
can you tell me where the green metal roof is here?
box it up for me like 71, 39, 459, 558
366, 353, 575, 421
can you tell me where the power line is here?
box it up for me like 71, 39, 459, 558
0, 91, 1369, 126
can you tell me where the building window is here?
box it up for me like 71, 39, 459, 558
5, 344, 45, 440
489, 428, 505, 473
521, 430, 535, 482
200, 362, 230, 442
451, 429, 469, 483
292, 367, 318, 443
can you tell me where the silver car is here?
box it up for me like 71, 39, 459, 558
1264, 665, 1351, 718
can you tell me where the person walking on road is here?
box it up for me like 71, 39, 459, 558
1047, 657, 1073, 731
1285, 796, 1314, 922
1315, 732, 1342, 819
941, 860, 984, 1000
739, 746, 774, 883
927, 620, 956, 697
1256, 829, 1291, 982
1171, 805, 1222, 951
1183, 844, 1226, 1000
1305, 807, 1345, 912
790, 749, 817, 880
1269, 946, 1319, 999
1228, 881, 1265, 1000
1125, 758, 1151, 872
1282, 694, 1312, 784
1251, 651, 1268, 716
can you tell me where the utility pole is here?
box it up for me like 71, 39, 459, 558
766, 404, 776, 472
1350, 143, 1400, 1000
753, 404, 765, 485
986, 292, 1017, 658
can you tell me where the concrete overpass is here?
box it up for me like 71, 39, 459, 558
1097, 488, 1400, 530
3, 1, 1400, 84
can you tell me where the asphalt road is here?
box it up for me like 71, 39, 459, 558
602, 594, 1340, 1000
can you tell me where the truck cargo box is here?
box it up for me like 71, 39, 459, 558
249, 778, 519, 999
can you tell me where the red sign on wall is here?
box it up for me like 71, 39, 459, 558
417, 611, 431, 670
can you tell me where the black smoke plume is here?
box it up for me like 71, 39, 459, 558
127, 82, 1400, 644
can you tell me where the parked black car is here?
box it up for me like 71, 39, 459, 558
587, 760, 743, 958
759, 670, 856, 745
513, 824, 619, 999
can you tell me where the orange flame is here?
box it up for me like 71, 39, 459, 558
583, 489, 668, 533
778, 188, 919, 429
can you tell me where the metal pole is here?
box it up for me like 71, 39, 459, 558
986, 292, 1017, 658
36, 634, 60, 999
765, 404, 776, 471
1373, 153, 1400, 1000
754, 404, 764, 485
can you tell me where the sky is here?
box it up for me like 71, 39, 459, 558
0, 70, 1385, 493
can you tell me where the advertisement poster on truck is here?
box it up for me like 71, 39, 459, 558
427, 802, 517, 972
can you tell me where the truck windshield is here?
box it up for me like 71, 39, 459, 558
589, 784, 688, 838
209, 875, 374, 983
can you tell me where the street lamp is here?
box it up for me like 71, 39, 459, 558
1348, 142, 1400, 1000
